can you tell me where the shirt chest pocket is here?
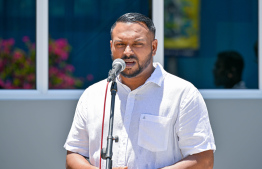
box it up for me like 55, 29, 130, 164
138, 114, 172, 152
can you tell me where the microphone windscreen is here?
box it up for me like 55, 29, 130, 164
113, 59, 126, 71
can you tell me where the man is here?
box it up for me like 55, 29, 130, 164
64, 13, 216, 169
213, 51, 246, 89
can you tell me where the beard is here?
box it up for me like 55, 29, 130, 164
120, 51, 153, 78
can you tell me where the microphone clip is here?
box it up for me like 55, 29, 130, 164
107, 59, 126, 82
107, 69, 116, 82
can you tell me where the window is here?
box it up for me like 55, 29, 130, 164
164, 0, 258, 90
48, 0, 151, 89
0, 0, 261, 99
0, 0, 36, 89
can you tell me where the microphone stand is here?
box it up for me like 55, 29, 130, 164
101, 80, 119, 169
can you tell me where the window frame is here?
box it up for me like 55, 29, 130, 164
0, 0, 261, 100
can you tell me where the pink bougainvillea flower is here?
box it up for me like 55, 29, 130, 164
49, 43, 55, 53
0, 79, 4, 87
56, 38, 68, 48
13, 51, 23, 60
1, 38, 14, 48
60, 51, 68, 60
1, 40, 8, 48
3, 48, 10, 54
57, 72, 66, 80
7, 38, 15, 46
31, 43, 35, 50
22, 36, 30, 43
23, 82, 32, 89
54, 47, 61, 56
87, 74, 94, 81
0, 60, 4, 70
27, 74, 35, 81
1, 39, 14, 54
66, 65, 75, 72
0, 37, 82, 89
5, 80, 13, 89
54, 48, 68, 60
64, 76, 75, 86
49, 67, 59, 75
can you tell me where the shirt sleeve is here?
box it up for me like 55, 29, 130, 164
175, 85, 216, 158
64, 91, 89, 157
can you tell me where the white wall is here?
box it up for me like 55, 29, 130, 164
1, 99, 262, 169
206, 99, 262, 169
0, 100, 77, 169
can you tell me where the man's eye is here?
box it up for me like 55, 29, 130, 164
134, 43, 143, 46
116, 43, 125, 47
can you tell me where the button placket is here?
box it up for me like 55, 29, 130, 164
117, 92, 136, 166
124, 93, 135, 134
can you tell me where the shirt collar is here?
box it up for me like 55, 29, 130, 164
232, 81, 247, 89
145, 62, 166, 87
117, 62, 166, 88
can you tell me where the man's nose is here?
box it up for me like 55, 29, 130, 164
123, 45, 134, 56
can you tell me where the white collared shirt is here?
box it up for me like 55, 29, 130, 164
64, 63, 216, 169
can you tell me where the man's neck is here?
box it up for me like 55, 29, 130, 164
120, 65, 155, 91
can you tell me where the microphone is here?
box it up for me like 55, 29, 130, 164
107, 59, 126, 82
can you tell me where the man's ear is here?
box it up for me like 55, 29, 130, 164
152, 39, 158, 56
110, 40, 113, 49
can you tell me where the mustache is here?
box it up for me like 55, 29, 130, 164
121, 55, 138, 60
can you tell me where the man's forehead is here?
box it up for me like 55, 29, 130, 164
115, 21, 149, 30
112, 22, 152, 39
114, 38, 146, 42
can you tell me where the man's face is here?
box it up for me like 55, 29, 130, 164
213, 59, 229, 86
110, 22, 157, 78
